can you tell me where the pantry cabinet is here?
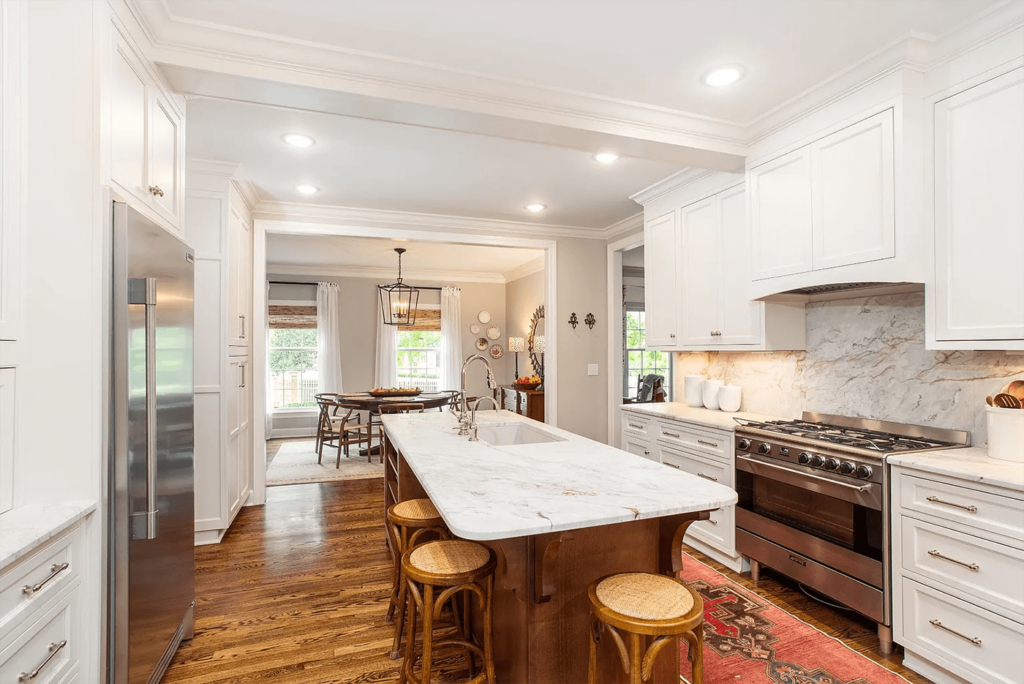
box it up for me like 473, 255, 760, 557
930, 67, 1024, 349
227, 206, 252, 351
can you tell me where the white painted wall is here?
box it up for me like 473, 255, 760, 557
504, 269, 544, 377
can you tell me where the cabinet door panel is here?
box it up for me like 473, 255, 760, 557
749, 147, 813, 279
644, 212, 679, 347
934, 68, 1024, 342
718, 185, 763, 344
812, 109, 895, 270
110, 39, 148, 200
622, 437, 657, 462
680, 197, 719, 346
149, 95, 180, 225
0, 368, 15, 514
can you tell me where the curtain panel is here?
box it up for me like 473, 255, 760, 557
316, 282, 345, 394
374, 290, 398, 388
440, 286, 463, 391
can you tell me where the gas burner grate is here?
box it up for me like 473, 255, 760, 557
736, 419, 961, 452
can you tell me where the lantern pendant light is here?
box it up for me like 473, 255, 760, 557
378, 248, 420, 326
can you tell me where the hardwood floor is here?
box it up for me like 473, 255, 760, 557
164, 478, 930, 684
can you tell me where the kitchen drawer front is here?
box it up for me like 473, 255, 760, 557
0, 586, 80, 684
0, 525, 81, 638
660, 445, 734, 553
660, 445, 732, 487
899, 474, 1024, 543
655, 420, 729, 461
621, 412, 653, 442
901, 516, 1024, 618
900, 577, 1024, 684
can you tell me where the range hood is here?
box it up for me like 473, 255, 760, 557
762, 281, 925, 303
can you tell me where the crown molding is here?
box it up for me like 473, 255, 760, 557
502, 256, 545, 284
230, 177, 261, 212
266, 262, 506, 285
601, 212, 644, 240
186, 157, 242, 178
629, 168, 718, 206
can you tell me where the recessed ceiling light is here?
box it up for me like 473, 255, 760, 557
295, 185, 319, 195
525, 203, 546, 212
282, 133, 315, 148
703, 66, 744, 88
594, 152, 619, 164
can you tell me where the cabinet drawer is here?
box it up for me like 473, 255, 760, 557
0, 526, 81, 637
901, 516, 1024, 618
660, 445, 731, 487
899, 475, 1024, 543
900, 578, 1024, 684
660, 446, 734, 552
621, 412, 653, 442
0, 587, 79, 684
655, 421, 728, 461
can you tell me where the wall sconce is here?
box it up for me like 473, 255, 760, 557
568, 312, 579, 330
585, 313, 596, 329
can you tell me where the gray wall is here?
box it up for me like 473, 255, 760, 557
505, 268, 545, 377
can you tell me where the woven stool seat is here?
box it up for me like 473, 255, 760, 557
595, 573, 694, 621
409, 540, 490, 576
392, 498, 441, 521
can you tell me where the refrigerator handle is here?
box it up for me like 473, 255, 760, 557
129, 277, 160, 540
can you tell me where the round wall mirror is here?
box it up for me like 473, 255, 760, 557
527, 305, 545, 380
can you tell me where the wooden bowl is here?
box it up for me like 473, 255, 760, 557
514, 382, 541, 391
369, 389, 422, 398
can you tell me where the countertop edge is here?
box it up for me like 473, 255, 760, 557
620, 402, 783, 432
888, 448, 1024, 494
0, 499, 98, 571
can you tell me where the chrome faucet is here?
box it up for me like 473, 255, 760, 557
458, 354, 497, 435
468, 396, 499, 442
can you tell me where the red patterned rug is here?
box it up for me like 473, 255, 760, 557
678, 554, 911, 684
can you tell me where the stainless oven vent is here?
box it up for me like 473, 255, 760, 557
786, 282, 900, 295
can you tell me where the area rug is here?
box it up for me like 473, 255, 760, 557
265, 440, 384, 486
678, 553, 910, 684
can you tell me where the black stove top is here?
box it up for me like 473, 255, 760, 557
737, 419, 962, 453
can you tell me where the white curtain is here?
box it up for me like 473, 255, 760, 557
374, 290, 398, 388
440, 286, 463, 391
316, 282, 344, 393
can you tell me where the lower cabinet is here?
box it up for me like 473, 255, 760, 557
496, 387, 545, 423
660, 444, 736, 563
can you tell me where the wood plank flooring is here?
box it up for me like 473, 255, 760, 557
163, 477, 930, 684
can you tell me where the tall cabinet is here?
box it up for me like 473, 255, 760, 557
185, 162, 256, 545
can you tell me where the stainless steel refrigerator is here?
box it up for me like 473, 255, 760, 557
108, 202, 196, 684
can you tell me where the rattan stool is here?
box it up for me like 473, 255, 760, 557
400, 540, 497, 684
386, 499, 447, 659
587, 572, 705, 684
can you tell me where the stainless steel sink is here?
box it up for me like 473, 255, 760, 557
475, 423, 565, 446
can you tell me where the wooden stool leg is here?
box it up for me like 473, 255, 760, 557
399, 581, 417, 684
421, 584, 435, 684
462, 588, 475, 681
628, 632, 642, 684
689, 623, 704, 684
483, 574, 495, 684
389, 527, 410, 658
588, 619, 600, 684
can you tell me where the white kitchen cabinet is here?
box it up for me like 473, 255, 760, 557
679, 196, 719, 346
931, 67, 1024, 348
0, 0, 24, 344
749, 146, 814, 280
148, 93, 182, 227
643, 211, 679, 347
622, 437, 657, 463
227, 206, 252, 350
0, 368, 14, 515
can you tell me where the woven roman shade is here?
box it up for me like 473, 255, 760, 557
269, 305, 317, 329
404, 307, 441, 332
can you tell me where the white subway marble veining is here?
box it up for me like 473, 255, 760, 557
0, 499, 97, 570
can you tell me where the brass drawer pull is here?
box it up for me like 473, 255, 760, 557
697, 439, 719, 448
706, 518, 718, 525
18, 640, 67, 682
928, 549, 979, 571
697, 472, 718, 482
148, 185, 165, 198
664, 462, 679, 469
663, 431, 681, 438
643, 449, 650, 456
627, 423, 644, 430
22, 563, 69, 596
929, 619, 982, 646
926, 495, 977, 513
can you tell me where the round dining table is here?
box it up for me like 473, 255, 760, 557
330, 391, 460, 455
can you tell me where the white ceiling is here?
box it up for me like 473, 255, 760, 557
163, 0, 996, 124
266, 233, 544, 279
187, 97, 682, 227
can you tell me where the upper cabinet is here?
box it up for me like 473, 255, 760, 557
644, 211, 680, 347
107, 22, 185, 237
749, 146, 813, 280
930, 67, 1024, 350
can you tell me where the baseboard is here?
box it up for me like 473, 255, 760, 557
269, 427, 317, 439
684, 535, 750, 574
194, 528, 226, 546
902, 650, 972, 684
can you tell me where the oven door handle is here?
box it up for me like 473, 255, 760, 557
736, 454, 882, 510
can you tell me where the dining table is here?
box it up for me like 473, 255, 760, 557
331, 391, 459, 455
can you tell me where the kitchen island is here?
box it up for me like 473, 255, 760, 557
382, 410, 737, 684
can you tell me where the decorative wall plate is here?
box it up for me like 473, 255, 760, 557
486, 325, 500, 340
489, 344, 503, 359
475, 337, 488, 351
477, 310, 491, 323
470, 324, 481, 335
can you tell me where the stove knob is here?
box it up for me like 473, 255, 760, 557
839, 461, 856, 475
824, 458, 841, 470
738, 438, 752, 450
797, 452, 811, 465
757, 443, 771, 455
855, 465, 873, 479
809, 455, 825, 467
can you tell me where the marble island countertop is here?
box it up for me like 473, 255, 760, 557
889, 447, 1024, 493
0, 499, 97, 570
621, 402, 784, 431
382, 411, 738, 541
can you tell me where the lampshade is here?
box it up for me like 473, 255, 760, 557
509, 336, 525, 353
534, 335, 546, 353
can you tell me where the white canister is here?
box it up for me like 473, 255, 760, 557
718, 385, 742, 413
702, 379, 724, 411
986, 406, 1024, 462
684, 375, 705, 407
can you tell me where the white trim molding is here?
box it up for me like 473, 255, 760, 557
502, 256, 545, 283
266, 262, 507, 285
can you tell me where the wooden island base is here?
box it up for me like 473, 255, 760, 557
391, 454, 708, 684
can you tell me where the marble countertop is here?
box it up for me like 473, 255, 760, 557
0, 499, 97, 570
383, 411, 738, 541
621, 402, 783, 431
889, 447, 1024, 493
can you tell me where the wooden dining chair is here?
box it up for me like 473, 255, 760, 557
317, 397, 372, 468
376, 402, 426, 466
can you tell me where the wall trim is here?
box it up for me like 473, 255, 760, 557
502, 256, 545, 284
601, 212, 645, 240
269, 427, 317, 439
267, 261, 507, 284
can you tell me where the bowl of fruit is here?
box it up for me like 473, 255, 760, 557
514, 375, 542, 391
369, 387, 423, 398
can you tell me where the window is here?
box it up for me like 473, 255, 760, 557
269, 328, 318, 409
624, 310, 672, 399
396, 330, 441, 392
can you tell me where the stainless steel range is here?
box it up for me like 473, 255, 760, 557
733, 412, 968, 655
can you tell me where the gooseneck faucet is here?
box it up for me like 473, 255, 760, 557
468, 396, 499, 442
458, 354, 498, 435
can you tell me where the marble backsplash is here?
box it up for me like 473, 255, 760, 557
673, 293, 1024, 446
